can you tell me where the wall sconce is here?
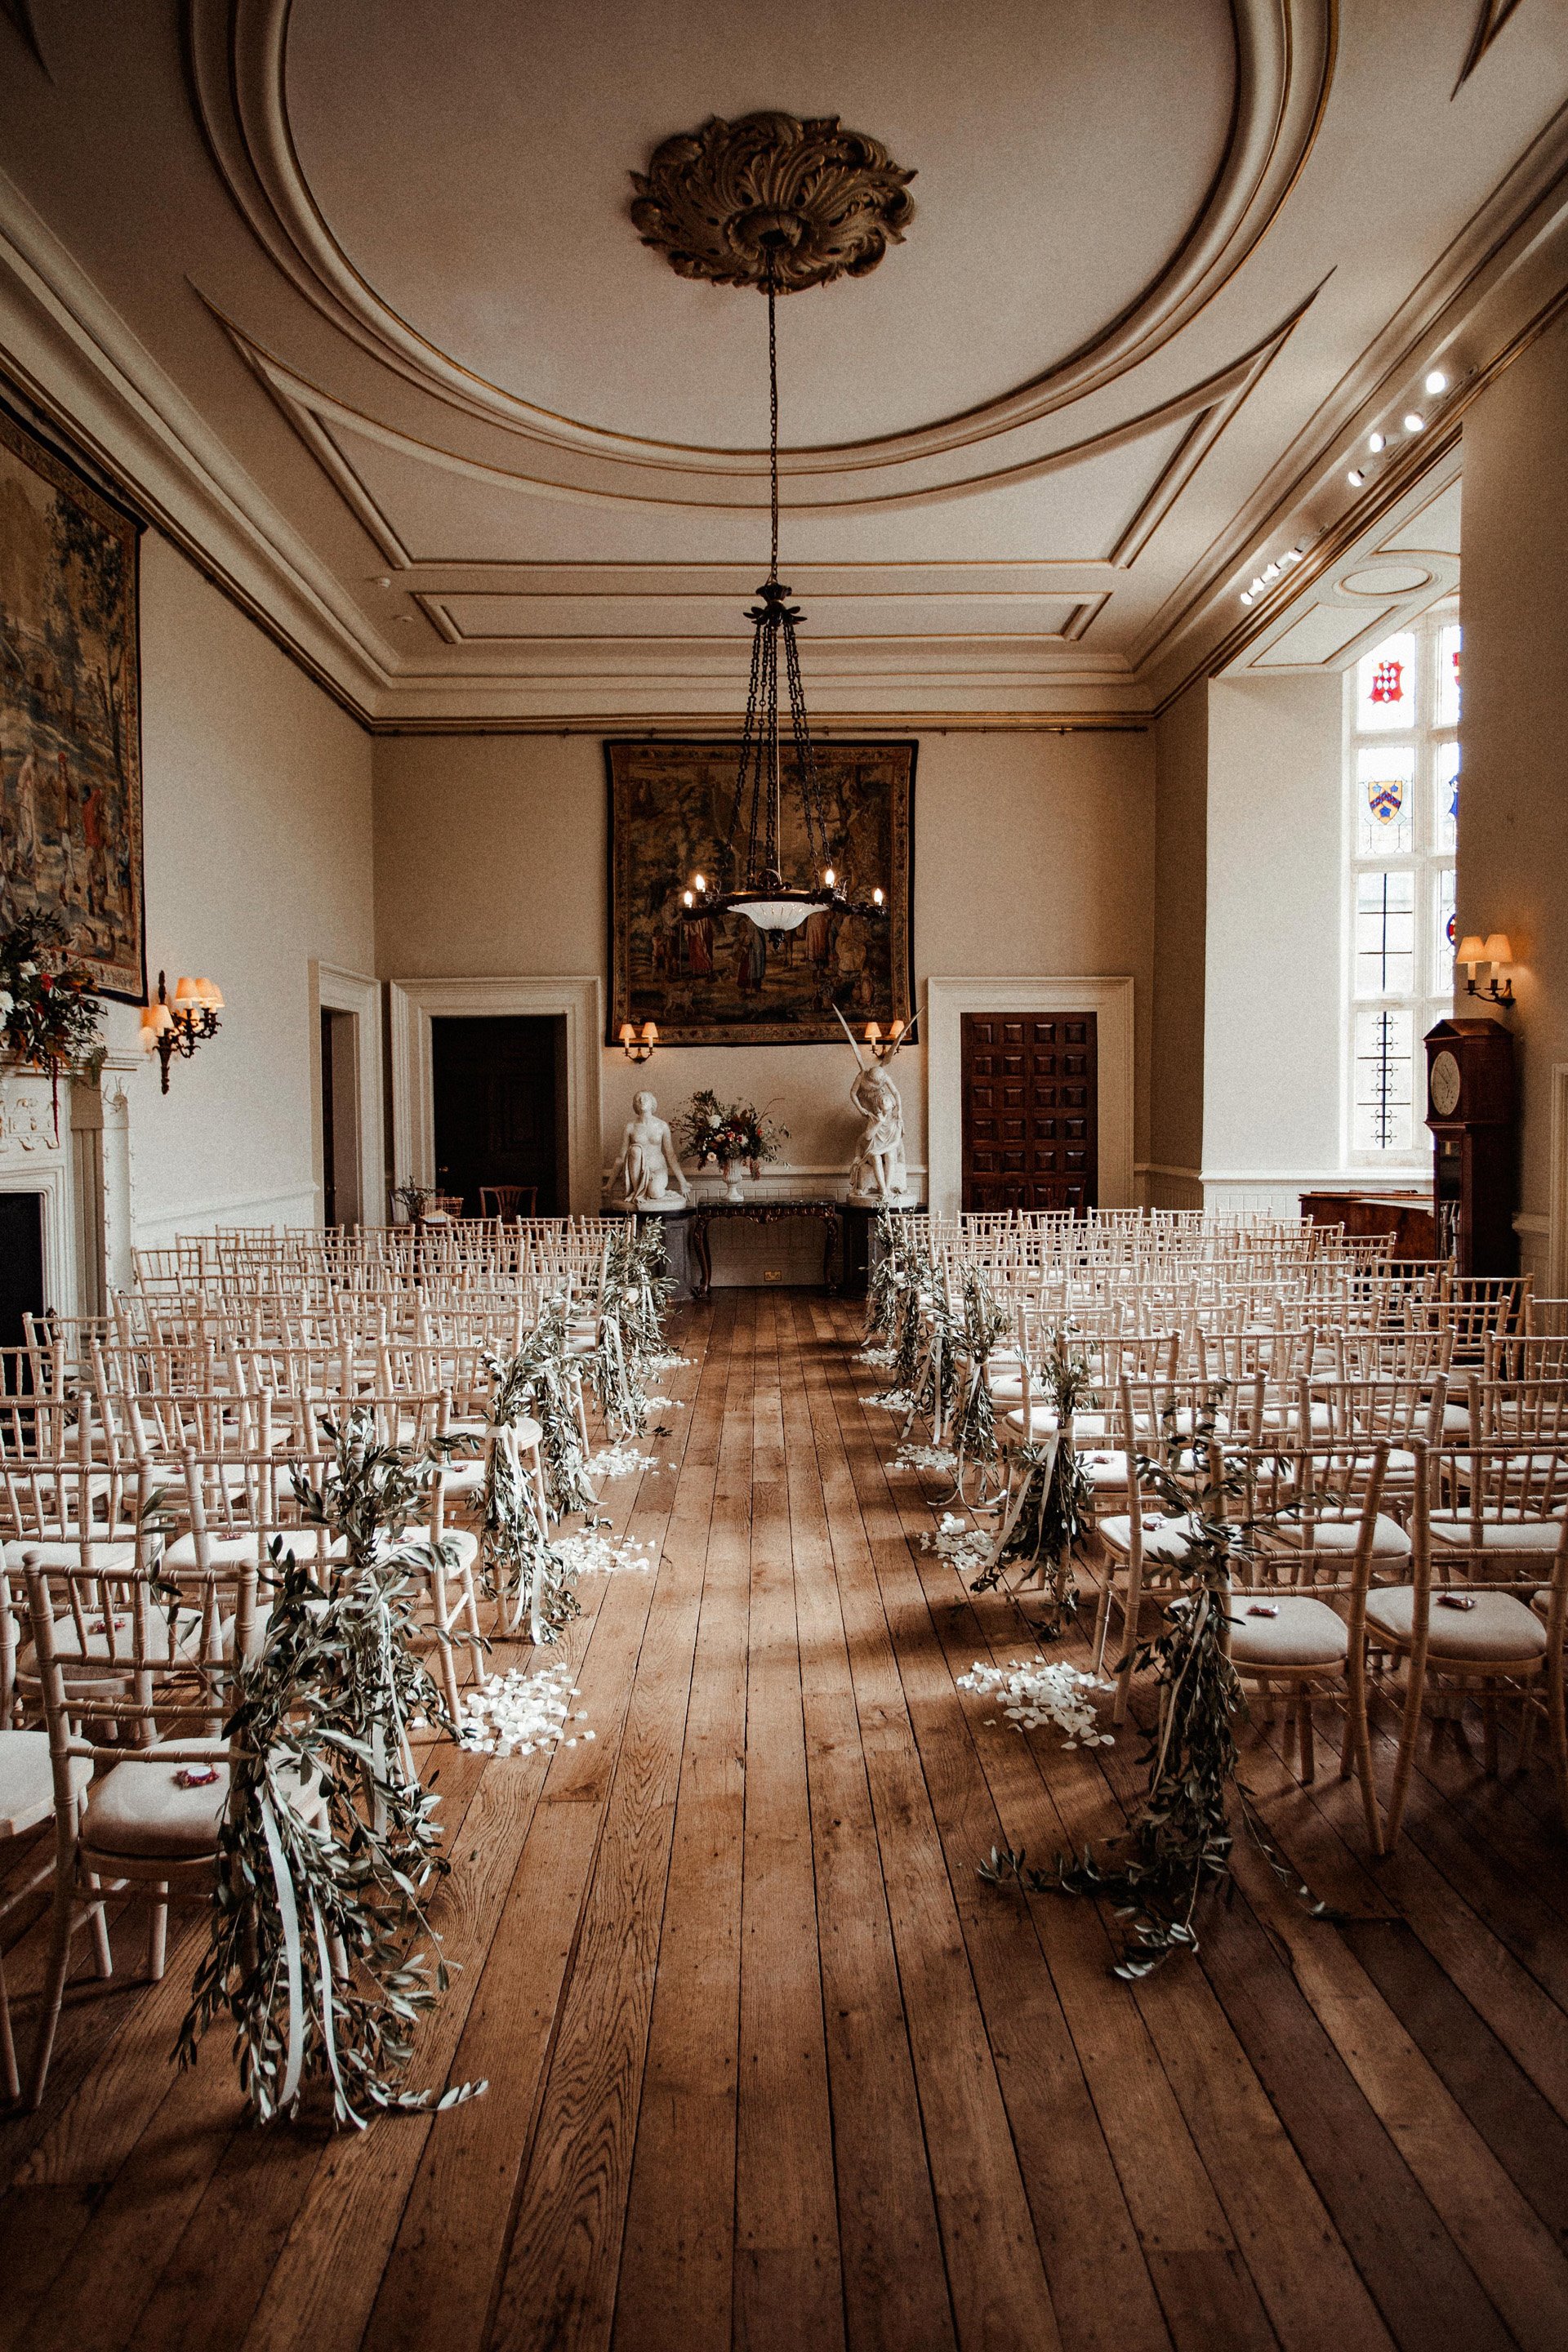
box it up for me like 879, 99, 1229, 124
618, 1019, 658, 1065
140, 969, 223, 1091
1456, 933, 1515, 1007
862, 1007, 920, 1065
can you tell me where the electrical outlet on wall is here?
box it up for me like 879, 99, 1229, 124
762, 1268, 783, 1283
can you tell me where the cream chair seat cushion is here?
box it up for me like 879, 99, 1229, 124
1097, 1512, 1205, 1566
1429, 1516, 1566, 1551
82, 1738, 322, 1864
1266, 1512, 1412, 1560
1078, 1450, 1130, 1488
1365, 1584, 1548, 1661
381, 1525, 481, 1570
1227, 1594, 1348, 1670
5, 1539, 137, 1575
0, 1730, 91, 1837
1004, 1406, 1111, 1441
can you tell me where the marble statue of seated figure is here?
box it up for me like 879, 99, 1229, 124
612, 1090, 692, 1211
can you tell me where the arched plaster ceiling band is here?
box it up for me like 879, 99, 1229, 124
186, 0, 1333, 485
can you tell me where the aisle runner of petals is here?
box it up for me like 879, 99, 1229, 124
920, 1512, 994, 1578
556, 1527, 661, 1577
459, 1659, 595, 1757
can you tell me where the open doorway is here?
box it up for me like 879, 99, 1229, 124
319, 1005, 363, 1227
0, 1192, 46, 1353
431, 1014, 568, 1217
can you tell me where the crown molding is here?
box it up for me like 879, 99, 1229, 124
0, 162, 386, 722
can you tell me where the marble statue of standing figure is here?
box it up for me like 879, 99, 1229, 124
611, 1090, 692, 1211
848, 1061, 909, 1202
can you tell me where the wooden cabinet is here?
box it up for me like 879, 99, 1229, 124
1423, 1018, 1517, 1274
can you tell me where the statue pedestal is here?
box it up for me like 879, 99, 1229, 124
605, 1203, 697, 1300
841, 1196, 922, 1297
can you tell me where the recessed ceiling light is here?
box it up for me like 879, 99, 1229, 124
1263, 561, 1280, 581
1241, 591, 1254, 606
1424, 368, 1448, 395
1368, 432, 1385, 453
1282, 547, 1302, 564
1404, 412, 1425, 433
1348, 468, 1365, 486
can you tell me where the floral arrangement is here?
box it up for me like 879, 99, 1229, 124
675, 1088, 788, 1176
0, 912, 105, 1130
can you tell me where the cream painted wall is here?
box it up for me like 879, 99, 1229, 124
372, 728, 1156, 1205
1149, 680, 1208, 1202
1459, 307, 1568, 1290
1201, 673, 1344, 1205
101, 534, 375, 1245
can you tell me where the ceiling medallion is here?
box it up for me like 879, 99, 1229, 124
630, 111, 915, 295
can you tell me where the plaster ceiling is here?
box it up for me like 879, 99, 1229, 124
0, 0, 1565, 724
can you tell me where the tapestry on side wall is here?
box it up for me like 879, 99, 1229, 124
606, 737, 915, 1046
0, 395, 145, 1000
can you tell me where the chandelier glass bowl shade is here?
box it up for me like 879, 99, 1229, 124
672, 228, 892, 936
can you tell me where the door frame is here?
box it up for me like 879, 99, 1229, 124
309, 961, 384, 1228
926, 975, 1134, 1219
387, 975, 603, 1218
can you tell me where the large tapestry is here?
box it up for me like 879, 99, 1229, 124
607, 737, 914, 1045
0, 396, 144, 999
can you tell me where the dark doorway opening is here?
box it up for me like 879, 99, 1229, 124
431, 1015, 568, 1217
320, 1006, 361, 1227
0, 1192, 46, 1355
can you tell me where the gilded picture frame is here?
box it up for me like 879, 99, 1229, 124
0, 390, 145, 1000
606, 737, 915, 1046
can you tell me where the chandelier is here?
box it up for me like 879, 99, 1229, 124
633, 114, 915, 937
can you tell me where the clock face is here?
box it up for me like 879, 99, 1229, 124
1430, 1049, 1462, 1119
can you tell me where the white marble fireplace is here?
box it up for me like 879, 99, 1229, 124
0, 1056, 139, 1319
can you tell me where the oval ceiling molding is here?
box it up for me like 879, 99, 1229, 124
189, 0, 1333, 488
1339, 560, 1435, 596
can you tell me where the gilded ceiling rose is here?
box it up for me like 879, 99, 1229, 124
630, 111, 915, 293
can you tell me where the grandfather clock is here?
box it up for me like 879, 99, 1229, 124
1423, 1018, 1516, 1273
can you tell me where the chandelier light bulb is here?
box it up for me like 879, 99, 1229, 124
693, 873, 706, 892
1424, 368, 1447, 395
824, 866, 835, 888
683, 889, 694, 908
872, 887, 884, 906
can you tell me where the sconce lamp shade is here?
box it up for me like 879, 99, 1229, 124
140, 1002, 174, 1048
195, 978, 224, 1010
864, 1021, 882, 1044
172, 975, 201, 1008
1481, 933, 1513, 966
618, 1022, 635, 1044
1456, 935, 1486, 967
640, 1021, 658, 1044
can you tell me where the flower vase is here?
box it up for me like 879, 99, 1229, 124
722, 1161, 745, 1203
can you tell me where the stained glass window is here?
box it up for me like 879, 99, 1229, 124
1356, 630, 1416, 730
1437, 621, 1461, 728
1344, 608, 1458, 1165
1352, 1007, 1414, 1154
1356, 745, 1414, 854
1435, 739, 1459, 854
1355, 870, 1415, 996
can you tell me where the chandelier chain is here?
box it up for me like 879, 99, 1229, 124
768, 261, 779, 583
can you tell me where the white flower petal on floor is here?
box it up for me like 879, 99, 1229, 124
457, 1659, 584, 1757
865, 1388, 917, 1414
589, 1443, 659, 1479
555, 1528, 660, 1576
920, 1512, 994, 1577
891, 1443, 957, 1474
956, 1657, 1115, 1749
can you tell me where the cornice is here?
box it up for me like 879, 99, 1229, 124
0, 163, 385, 722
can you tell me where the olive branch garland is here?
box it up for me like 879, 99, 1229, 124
971, 1326, 1095, 1639
176, 1413, 488, 2127
979, 1395, 1333, 1977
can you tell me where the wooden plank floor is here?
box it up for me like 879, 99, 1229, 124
6, 1290, 1568, 2350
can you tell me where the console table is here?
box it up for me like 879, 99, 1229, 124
689, 1198, 844, 1299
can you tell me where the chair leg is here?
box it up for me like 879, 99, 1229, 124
0, 1946, 17, 2104
1383, 1655, 1425, 1853
1343, 1657, 1384, 1858
84, 1873, 113, 1977
147, 1886, 168, 1981
28, 1886, 77, 2110
1298, 1691, 1316, 1785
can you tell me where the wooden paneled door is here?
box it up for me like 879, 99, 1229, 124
960, 1012, 1098, 1213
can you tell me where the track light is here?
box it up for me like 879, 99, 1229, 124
1424, 368, 1448, 396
